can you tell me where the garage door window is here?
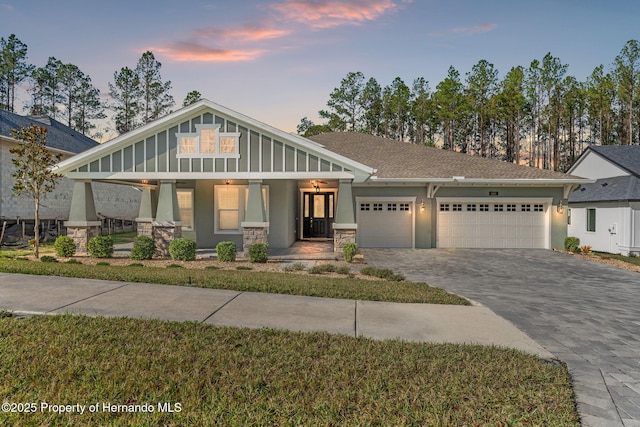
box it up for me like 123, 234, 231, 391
440, 204, 450, 211
521, 204, 531, 212
479, 204, 489, 211
400, 203, 410, 211
534, 204, 544, 212
388, 203, 397, 211
466, 204, 477, 211
507, 204, 516, 212
360, 203, 370, 211
494, 204, 504, 212
373, 203, 383, 211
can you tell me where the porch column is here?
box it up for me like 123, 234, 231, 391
64, 180, 101, 255
333, 179, 357, 252
241, 180, 269, 253
135, 188, 155, 237
152, 180, 182, 257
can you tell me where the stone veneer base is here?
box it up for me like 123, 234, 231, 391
153, 225, 182, 258
67, 225, 101, 255
333, 228, 356, 252
242, 226, 268, 253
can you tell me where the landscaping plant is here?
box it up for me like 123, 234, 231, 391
88, 235, 114, 258
342, 242, 357, 263
130, 236, 155, 260
53, 235, 76, 258
216, 241, 237, 262
248, 242, 268, 263
564, 236, 580, 252
168, 238, 196, 261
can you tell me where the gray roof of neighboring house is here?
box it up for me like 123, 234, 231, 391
309, 132, 579, 180
587, 145, 640, 177
569, 175, 640, 203
0, 109, 98, 154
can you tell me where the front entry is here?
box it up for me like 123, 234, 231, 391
303, 192, 334, 238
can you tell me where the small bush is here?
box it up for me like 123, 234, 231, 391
88, 235, 114, 258
40, 255, 58, 263
360, 267, 405, 281
308, 264, 337, 274
248, 243, 268, 263
166, 264, 184, 269
205, 266, 221, 270
342, 242, 357, 263
283, 262, 306, 272
96, 261, 110, 266
65, 259, 82, 265
564, 236, 580, 253
216, 241, 237, 262
54, 235, 76, 257
336, 266, 351, 275
236, 266, 253, 270
130, 236, 155, 260
169, 238, 196, 261
127, 263, 144, 267
580, 245, 592, 254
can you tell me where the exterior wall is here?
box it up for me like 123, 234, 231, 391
352, 186, 431, 248
1, 141, 140, 221
571, 151, 630, 179
568, 202, 639, 255
266, 180, 297, 248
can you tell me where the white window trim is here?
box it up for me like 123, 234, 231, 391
214, 185, 269, 234
176, 124, 241, 159
176, 188, 194, 231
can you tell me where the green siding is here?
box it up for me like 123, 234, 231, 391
180, 158, 190, 172
321, 159, 330, 171
135, 141, 144, 172
123, 146, 133, 172
145, 137, 155, 172
203, 158, 214, 172
238, 126, 248, 172
203, 113, 213, 124
90, 160, 99, 172
227, 158, 236, 172
112, 151, 122, 172
250, 131, 260, 171
168, 126, 178, 172
262, 136, 271, 172
285, 145, 295, 171
100, 155, 110, 172
157, 131, 167, 172
215, 158, 224, 172
297, 149, 306, 172
192, 158, 201, 173
273, 141, 283, 171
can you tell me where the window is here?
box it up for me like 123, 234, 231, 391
567, 208, 572, 225
214, 185, 269, 234
387, 203, 397, 211
521, 204, 531, 212
373, 203, 383, 211
494, 204, 504, 212
467, 204, 477, 211
452, 204, 462, 212
534, 204, 544, 212
479, 204, 489, 212
177, 189, 194, 231
440, 204, 450, 212
587, 208, 596, 232
360, 203, 370, 211
400, 203, 410, 211
177, 125, 240, 158
507, 204, 516, 212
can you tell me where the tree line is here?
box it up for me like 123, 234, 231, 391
299, 40, 640, 172
0, 34, 202, 140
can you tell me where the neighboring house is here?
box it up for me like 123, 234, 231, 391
0, 109, 140, 225
53, 100, 588, 255
568, 145, 640, 255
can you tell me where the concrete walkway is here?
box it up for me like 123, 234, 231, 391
0, 272, 551, 358
364, 248, 640, 427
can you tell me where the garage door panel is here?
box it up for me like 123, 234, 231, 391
438, 201, 547, 249
358, 201, 413, 248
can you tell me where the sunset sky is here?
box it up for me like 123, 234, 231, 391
1, 0, 638, 140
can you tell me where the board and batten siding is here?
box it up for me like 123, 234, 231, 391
71, 112, 351, 176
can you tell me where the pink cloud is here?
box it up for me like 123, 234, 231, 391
269, 0, 404, 29
195, 25, 292, 42
152, 42, 264, 62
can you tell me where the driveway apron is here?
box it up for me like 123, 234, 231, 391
364, 248, 640, 427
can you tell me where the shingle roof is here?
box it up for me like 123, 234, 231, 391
569, 175, 640, 202
309, 132, 579, 180
587, 145, 640, 177
0, 109, 98, 154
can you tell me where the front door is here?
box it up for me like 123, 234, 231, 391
303, 192, 334, 238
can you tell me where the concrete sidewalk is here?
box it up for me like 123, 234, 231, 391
0, 272, 553, 359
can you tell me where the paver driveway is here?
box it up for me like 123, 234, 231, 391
364, 248, 640, 427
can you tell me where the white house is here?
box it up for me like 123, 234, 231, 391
568, 145, 640, 255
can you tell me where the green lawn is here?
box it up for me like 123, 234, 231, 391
0, 315, 580, 426
0, 258, 468, 304
594, 251, 640, 267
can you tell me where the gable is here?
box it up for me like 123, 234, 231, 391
55, 101, 374, 182
569, 149, 631, 180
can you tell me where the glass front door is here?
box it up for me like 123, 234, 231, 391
303, 192, 334, 238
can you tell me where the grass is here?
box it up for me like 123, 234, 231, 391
594, 251, 640, 267
109, 231, 138, 244
0, 258, 467, 304
0, 315, 580, 426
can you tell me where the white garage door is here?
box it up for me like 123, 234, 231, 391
437, 200, 548, 248
357, 200, 414, 248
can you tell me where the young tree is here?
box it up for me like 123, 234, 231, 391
614, 39, 640, 145
361, 77, 383, 135
0, 34, 34, 112
183, 90, 202, 106
382, 77, 411, 140
433, 66, 467, 150
109, 66, 140, 134
9, 126, 62, 258
586, 65, 617, 145
27, 57, 63, 118
58, 63, 83, 127
410, 77, 436, 145
136, 51, 174, 123
73, 74, 106, 137
466, 60, 499, 157
495, 66, 527, 163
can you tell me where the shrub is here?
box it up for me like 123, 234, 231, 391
336, 266, 351, 275
282, 262, 306, 272
127, 263, 144, 267
342, 242, 357, 263
169, 238, 196, 261
580, 245, 592, 254
166, 264, 184, 269
65, 259, 82, 265
130, 236, 155, 260
308, 264, 337, 274
360, 267, 405, 281
236, 266, 253, 270
248, 243, 268, 263
88, 235, 114, 258
205, 266, 221, 270
96, 261, 110, 266
216, 241, 237, 262
40, 255, 58, 263
564, 236, 580, 253
54, 235, 76, 257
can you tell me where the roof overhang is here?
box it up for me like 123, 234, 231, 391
1, 134, 77, 157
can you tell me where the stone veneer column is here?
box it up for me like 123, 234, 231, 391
153, 181, 182, 257
64, 180, 101, 255
241, 180, 269, 254
332, 179, 357, 252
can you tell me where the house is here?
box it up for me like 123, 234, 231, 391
568, 145, 640, 255
53, 100, 588, 255
0, 109, 140, 236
